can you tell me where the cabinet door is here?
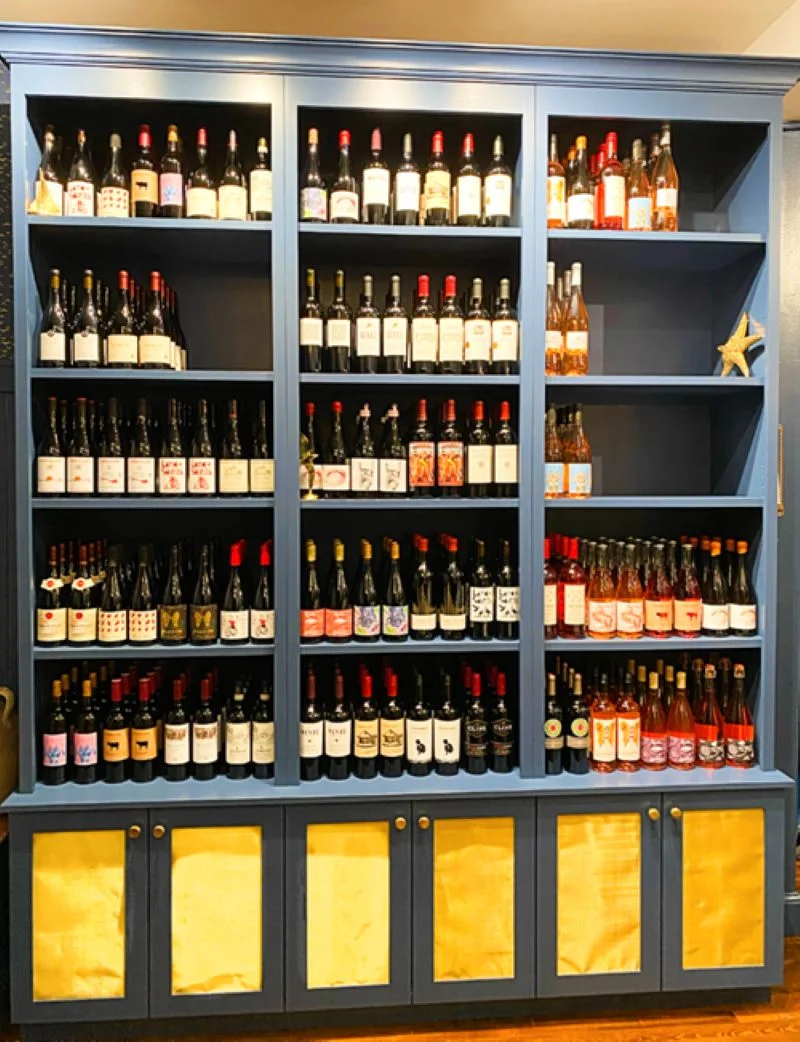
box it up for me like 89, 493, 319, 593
537, 795, 662, 997
10, 810, 148, 1024
285, 802, 411, 1010
148, 806, 283, 1017
412, 798, 534, 1004
662, 792, 784, 991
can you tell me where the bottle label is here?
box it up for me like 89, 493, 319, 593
702, 603, 729, 631
43, 732, 67, 768
696, 726, 725, 766
674, 598, 702, 632
97, 186, 130, 218
546, 175, 566, 224
159, 172, 183, 208
603, 175, 626, 219
562, 585, 586, 626
185, 186, 217, 219
356, 317, 381, 357
164, 722, 190, 765
129, 609, 158, 643
131, 726, 157, 761
616, 714, 641, 761
139, 334, 171, 367
218, 459, 249, 494
464, 719, 488, 757
326, 319, 351, 348
300, 317, 323, 347
565, 330, 588, 357
158, 458, 187, 495
409, 441, 436, 487
496, 586, 520, 623
729, 604, 757, 632
300, 462, 324, 492
616, 600, 644, 634
591, 717, 616, 762
383, 317, 408, 358
545, 329, 563, 356
456, 174, 482, 218
492, 319, 519, 362
39, 331, 66, 364
544, 584, 557, 628
351, 458, 379, 494
567, 463, 592, 497
567, 192, 594, 224
65, 181, 95, 217
437, 442, 464, 487
325, 607, 353, 640
588, 600, 616, 635
544, 462, 565, 497
188, 458, 216, 495
330, 190, 359, 222
127, 457, 156, 494
494, 445, 518, 487
193, 721, 218, 764
226, 720, 251, 764
567, 716, 590, 749
221, 609, 249, 641
300, 720, 323, 758
37, 179, 63, 215
434, 718, 460, 763
190, 604, 218, 642
645, 600, 673, 633
300, 608, 325, 639
439, 611, 466, 632
354, 604, 380, 637
250, 458, 274, 494
249, 169, 273, 215
411, 318, 438, 362
627, 195, 652, 231
322, 462, 351, 493
395, 170, 421, 213
469, 586, 494, 623
544, 717, 564, 751
352, 718, 378, 759
380, 718, 405, 758
107, 333, 138, 366
406, 717, 433, 762
68, 607, 97, 643
73, 731, 98, 767
466, 444, 493, 486
656, 187, 678, 211
423, 169, 450, 212
464, 320, 492, 363
37, 607, 67, 643
379, 458, 407, 495
132, 168, 158, 205
300, 187, 327, 222
641, 732, 668, 766
103, 727, 129, 763
250, 607, 274, 641
72, 331, 100, 364
325, 719, 352, 758
438, 317, 464, 361
253, 720, 275, 763
363, 167, 390, 208
37, 457, 66, 495
382, 604, 409, 637
485, 173, 512, 218
411, 611, 437, 632
668, 733, 696, 766
98, 609, 127, 644
491, 717, 513, 757
160, 604, 188, 642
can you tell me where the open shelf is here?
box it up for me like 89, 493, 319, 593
28, 215, 271, 233
299, 223, 520, 239
31, 369, 273, 382
33, 643, 274, 661
32, 497, 274, 510
300, 638, 520, 655
546, 376, 764, 403
300, 373, 520, 385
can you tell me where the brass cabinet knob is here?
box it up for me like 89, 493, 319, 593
127, 825, 142, 840
670, 806, 683, 820
647, 807, 661, 822
152, 824, 166, 839
418, 815, 431, 830
394, 816, 407, 831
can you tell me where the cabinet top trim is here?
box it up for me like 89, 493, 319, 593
0, 24, 798, 96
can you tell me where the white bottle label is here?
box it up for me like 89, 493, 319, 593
617, 716, 641, 762
127, 457, 155, 494
617, 600, 645, 634
300, 720, 323, 758
351, 458, 379, 494
645, 600, 673, 632
218, 184, 247, 221
300, 317, 323, 347
165, 722, 190, 765
496, 586, 520, 622
592, 717, 616, 762
300, 187, 327, 222
439, 612, 467, 632
252, 720, 275, 763
356, 317, 380, 357
39, 331, 66, 363
411, 611, 437, 632
326, 319, 351, 348
97, 187, 130, 218
467, 444, 493, 485
129, 609, 158, 643
380, 718, 405, 758
492, 319, 519, 362
544, 584, 557, 627
567, 463, 592, 497
188, 458, 216, 495
37, 607, 67, 643
563, 585, 586, 625
72, 331, 99, 364
566, 330, 588, 356
322, 462, 350, 493
424, 170, 450, 213
221, 609, 249, 641
406, 718, 433, 763
438, 317, 464, 361
456, 174, 481, 218
383, 317, 408, 358
411, 318, 438, 362
68, 606, 97, 643
157, 458, 186, 495
66, 457, 94, 494
544, 462, 565, 497
106, 334, 138, 366
379, 458, 407, 495
434, 718, 461, 763
300, 462, 324, 492
226, 720, 251, 764
37, 457, 65, 494
588, 600, 616, 635
702, 603, 729, 631
330, 190, 359, 222
193, 721, 218, 764
674, 599, 702, 632
729, 603, 757, 632
484, 173, 512, 218
218, 459, 249, 494
185, 186, 218, 220
354, 719, 379, 759
139, 334, 171, 367
98, 609, 127, 644
65, 181, 95, 217
250, 459, 274, 494
464, 320, 491, 362
603, 175, 626, 219
250, 608, 275, 641
494, 445, 518, 486
363, 168, 390, 208
627, 196, 652, 231
656, 187, 678, 210
325, 719, 351, 758
567, 193, 594, 224
469, 586, 494, 623
249, 169, 272, 216
545, 329, 563, 354
394, 170, 421, 213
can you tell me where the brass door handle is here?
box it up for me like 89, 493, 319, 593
670, 807, 683, 820
127, 825, 142, 840
394, 816, 407, 831
152, 824, 166, 839
778, 423, 785, 518
418, 815, 431, 830
647, 807, 661, 822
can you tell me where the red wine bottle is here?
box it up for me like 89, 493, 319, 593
325, 669, 351, 780
438, 275, 463, 374
103, 677, 129, 784
466, 399, 492, 498
423, 130, 450, 226
382, 274, 407, 375
164, 677, 189, 782
131, 124, 158, 218
131, 677, 158, 783
354, 671, 379, 779
363, 127, 390, 224
354, 274, 380, 374
330, 129, 359, 224
192, 676, 218, 781
410, 274, 437, 374
300, 667, 323, 780
381, 671, 405, 778
39, 269, 67, 367
456, 132, 481, 226
251, 541, 275, 644
221, 540, 249, 644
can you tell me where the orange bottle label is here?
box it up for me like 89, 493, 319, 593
300, 609, 325, 639
324, 608, 353, 639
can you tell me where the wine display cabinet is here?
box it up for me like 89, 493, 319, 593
0, 24, 797, 1033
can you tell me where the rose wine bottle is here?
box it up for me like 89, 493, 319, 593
724, 663, 755, 768
666, 670, 695, 770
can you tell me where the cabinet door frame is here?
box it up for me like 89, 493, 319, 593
662, 790, 785, 991
536, 794, 662, 997
285, 800, 412, 1011
9, 809, 149, 1024
412, 796, 534, 1004
148, 805, 284, 1018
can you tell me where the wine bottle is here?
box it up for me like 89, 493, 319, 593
468, 538, 494, 640
394, 132, 421, 225
565, 404, 592, 498
36, 544, 67, 646
563, 672, 589, 774
330, 129, 359, 223
464, 672, 488, 774
249, 400, 274, 495
410, 274, 438, 373
131, 677, 158, 783
326, 669, 352, 780
225, 688, 251, 779
128, 546, 157, 646
408, 398, 436, 496
353, 538, 380, 642
562, 263, 589, 377
72, 270, 100, 368
354, 671, 379, 779
423, 131, 450, 226
219, 399, 248, 495
221, 540, 249, 644
249, 137, 272, 220
544, 540, 558, 640
652, 122, 679, 232
484, 135, 513, 226
155, 397, 185, 495
380, 670, 405, 777
185, 127, 217, 219
102, 678, 129, 784
729, 540, 757, 636
463, 278, 491, 375
42, 679, 68, 785
68, 543, 96, 645
666, 670, 696, 770
566, 135, 593, 229
466, 400, 492, 498
34, 125, 63, 216
97, 547, 127, 646
437, 398, 464, 496
495, 538, 519, 639
300, 127, 327, 222
65, 128, 95, 217
491, 278, 519, 375
490, 672, 513, 773
218, 130, 248, 221
546, 134, 566, 230
702, 538, 730, 636
323, 401, 350, 496
138, 270, 171, 369
97, 132, 129, 218
382, 274, 408, 375
39, 269, 67, 367
163, 678, 190, 782
363, 127, 390, 224
455, 133, 481, 226
37, 396, 65, 495
252, 686, 275, 779
127, 398, 155, 495
190, 544, 218, 645
159, 124, 184, 219
300, 667, 323, 781
544, 673, 564, 774
325, 539, 352, 642
104, 270, 137, 368
430, 672, 458, 776
724, 663, 755, 768
73, 679, 99, 784
674, 542, 702, 637
410, 535, 436, 639
438, 275, 464, 374
300, 268, 324, 373
557, 537, 586, 639
160, 543, 187, 645
406, 672, 433, 776
351, 404, 379, 497
355, 274, 380, 374
189, 398, 216, 495
300, 539, 324, 643
326, 270, 351, 374
696, 664, 724, 768
492, 400, 518, 497
251, 541, 275, 644
131, 124, 158, 217
382, 540, 409, 641
379, 403, 407, 495
440, 536, 467, 640
644, 542, 674, 638
627, 138, 653, 231
192, 676, 218, 780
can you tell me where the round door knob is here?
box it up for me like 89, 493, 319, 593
152, 824, 166, 839
394, 816, 407, 831
418, 816, 431, 830
670, 806, 683, 820
647, 807, 661, 822
127, 825, 142, 840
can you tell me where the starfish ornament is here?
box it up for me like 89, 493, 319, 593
718, 313, 763, 378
